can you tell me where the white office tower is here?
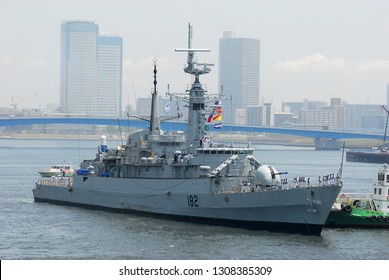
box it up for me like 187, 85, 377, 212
219, 31, 260, 124
60, 21, 122, 117
97, 36, 123, 117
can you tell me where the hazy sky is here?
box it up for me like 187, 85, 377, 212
2, 0, 389, 111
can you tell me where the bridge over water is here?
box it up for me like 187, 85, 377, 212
0, 117, 384, 149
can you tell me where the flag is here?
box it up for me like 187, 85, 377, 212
165, 100, 171, 113
214, 122, 223, 129
208, 105, 222, 122
213, 113, 222, 121
214, 99, 222, 105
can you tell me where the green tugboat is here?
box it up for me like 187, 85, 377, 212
325, 163, 389, 228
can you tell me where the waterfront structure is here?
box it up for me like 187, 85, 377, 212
299, 106, 338, 130
297, 100, 343, 130
282, 100, 327, 118
344, 104, 385, 130
274, 112, 295, 127
246, 106, 261, 126
261, 102, 274, 127
60, 21, 122, 117
219, 31, 260, 124
246, 102, 274, 127
281, 99, 384, 131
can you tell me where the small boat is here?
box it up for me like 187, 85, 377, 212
39, 164, 74, 177
325, 163, 389, 228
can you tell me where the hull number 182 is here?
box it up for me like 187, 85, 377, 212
187, 195, 199, 207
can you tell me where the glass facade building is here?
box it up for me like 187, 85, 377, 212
219, 31, 260, 124
60, 21, 122, 117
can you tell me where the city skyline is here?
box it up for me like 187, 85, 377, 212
2, 0, 389, 112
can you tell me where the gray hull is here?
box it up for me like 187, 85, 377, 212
33, 176, 341, 235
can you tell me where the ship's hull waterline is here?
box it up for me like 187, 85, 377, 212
33, 176, 341, 235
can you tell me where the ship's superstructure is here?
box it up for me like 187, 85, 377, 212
373, 164, 389, 215
33, 24, 342, 235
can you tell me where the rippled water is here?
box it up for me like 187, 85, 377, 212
1, 138, 388, 260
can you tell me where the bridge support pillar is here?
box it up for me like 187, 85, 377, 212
313, 138, 341, 150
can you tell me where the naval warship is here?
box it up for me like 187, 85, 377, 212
33, 24, 342, 235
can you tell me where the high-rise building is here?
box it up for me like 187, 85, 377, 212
219, 31, 260, 124
60, 21, 122, 117
97, 36, 123, 117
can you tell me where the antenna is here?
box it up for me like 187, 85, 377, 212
117, 118, 123, 145
338, 141, 346, 180
188, 22, 192, 49
149, 59, 160, 134
381, 105, 389, 149
175, 23, 212, 76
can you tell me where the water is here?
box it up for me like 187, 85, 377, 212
1, 138, 389, 260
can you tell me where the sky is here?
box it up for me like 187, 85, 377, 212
2, 0, 389, 111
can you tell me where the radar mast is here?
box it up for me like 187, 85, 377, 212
175, 23, 213, 149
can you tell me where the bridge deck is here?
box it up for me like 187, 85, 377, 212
0, 117, 383, 140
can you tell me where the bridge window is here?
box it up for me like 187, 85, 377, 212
378, 174, 384, 181
386, 175, 389, 182
379, 188, 382, 195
